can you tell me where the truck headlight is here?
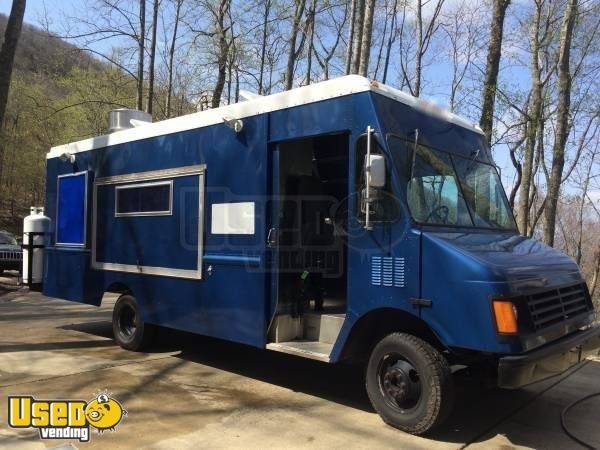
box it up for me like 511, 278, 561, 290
492, 300, 519, 335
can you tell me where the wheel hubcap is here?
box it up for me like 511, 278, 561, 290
378, 355, 422, 411
119, 305, 136, 339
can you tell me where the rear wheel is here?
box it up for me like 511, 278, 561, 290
366, 333, 454, 435
112, 294, 155, 351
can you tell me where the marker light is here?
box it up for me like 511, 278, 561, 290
493, 300, 518, 334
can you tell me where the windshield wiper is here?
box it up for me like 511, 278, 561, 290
409, 128, 419, 179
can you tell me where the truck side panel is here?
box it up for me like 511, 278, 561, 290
44, 115, 269, 347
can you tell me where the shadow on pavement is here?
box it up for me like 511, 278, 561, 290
62, 319, 600, 448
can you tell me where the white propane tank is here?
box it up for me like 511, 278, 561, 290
23, 207, 51, 287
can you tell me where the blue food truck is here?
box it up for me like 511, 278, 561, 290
41, 76, 599, 434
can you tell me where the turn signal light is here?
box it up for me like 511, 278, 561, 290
493, 300, 518, 334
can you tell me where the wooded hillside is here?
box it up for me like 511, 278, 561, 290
0, 14, 192, 232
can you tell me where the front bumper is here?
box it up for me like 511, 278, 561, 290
0, 260, 21, 271
498, 323, 600, 389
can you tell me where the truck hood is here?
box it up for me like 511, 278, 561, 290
0, 244, 20, 252
424, 231, 583, 294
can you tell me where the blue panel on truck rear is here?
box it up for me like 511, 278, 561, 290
43, 248, 101, 304
44, 113, 269, 347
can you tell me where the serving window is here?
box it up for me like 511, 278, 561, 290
115, 180, 172, 217
92, 165, 206, 280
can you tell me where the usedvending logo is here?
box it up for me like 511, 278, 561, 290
8, 391, 127, 442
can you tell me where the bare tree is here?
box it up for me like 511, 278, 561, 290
358, 0, 375, 76
517, 0, 549, 235
189, 0, 234, 107
543, 0, 578, 246
136, 0, 146, 110
314, 1, 348, 80
212, 0, 233, 107
479, 0, 510, 144
351, 0, 365, 74
345, 0, 358, 74
0, 0, 27, 132
285, 0, 307, 90
575, 141, 598, 264
305, 0, 317, 85
405, 0, 445, 97
146, 0, 159, 114
258, 0, 272, 93
166, 0, 183, 118
442, 0, 482, 112
381, 0, 399, 83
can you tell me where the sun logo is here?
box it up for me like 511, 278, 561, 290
84, 392, 127, 433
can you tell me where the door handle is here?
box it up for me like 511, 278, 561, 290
267, 227, 278, 248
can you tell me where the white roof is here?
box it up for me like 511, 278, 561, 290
47, 75, 483, 159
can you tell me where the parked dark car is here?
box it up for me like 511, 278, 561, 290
0, 231, 22, 274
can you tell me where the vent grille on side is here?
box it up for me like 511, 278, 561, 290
371, 256, 405, 288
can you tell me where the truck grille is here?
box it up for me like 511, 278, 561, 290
0, 251, 22, 261
525, 283, 593, 331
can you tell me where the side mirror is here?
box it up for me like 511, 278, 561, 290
366, 154, 386, 188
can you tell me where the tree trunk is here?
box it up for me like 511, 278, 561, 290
414, 0, 423, 97
576, 151, 595, 265
345, 0, 357, 75
166, 0, 182, 118
373, 0, 389, 80
351, 0, 364, 74
137, 0, 146, 110
258, 0, 271, 94
543, 0, 577, 246
479, 0, 510, 145
306, 0, 317, 85
0, 0, 26, 131
358, 0, 375, 77
285, 0, 307, 90
590, 247, 600, 298
212, 0, 231, 107
146, 0, 159, 115
382, 0, 397, 83
517, 0, 542, 235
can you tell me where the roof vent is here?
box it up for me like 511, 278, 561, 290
108, 108, 152, 133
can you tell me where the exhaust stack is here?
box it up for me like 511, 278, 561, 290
108, 108, 152, 133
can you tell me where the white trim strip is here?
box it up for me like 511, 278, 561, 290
47, 76, 483, 159
95, 164, 206, 185
91, 262, 202, 280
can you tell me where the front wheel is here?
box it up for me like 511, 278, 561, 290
112, 294, 155, 351
365, 333, 454, 435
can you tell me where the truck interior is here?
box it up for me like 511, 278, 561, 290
267, 133, 349, 361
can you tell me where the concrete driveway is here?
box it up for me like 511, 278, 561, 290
0, 287, 599, 449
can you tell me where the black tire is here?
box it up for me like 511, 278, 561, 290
112, 294, 155, 351
366, 333, 454, 435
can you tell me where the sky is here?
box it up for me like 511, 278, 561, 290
1, 0, 76, 29
1, 0, 597, 202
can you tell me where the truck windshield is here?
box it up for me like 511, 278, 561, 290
388, 135, 517, 231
